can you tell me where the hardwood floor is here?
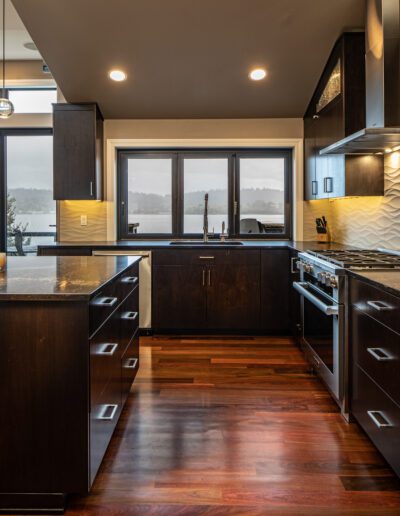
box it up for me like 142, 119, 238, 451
67, 335, 400, 515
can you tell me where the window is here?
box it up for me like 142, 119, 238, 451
8, 88, 57, 114
237, 155, 287, 235
183, 156, 229, 234
118, 149, 292, 239
0, 129, 55, 255
125, 155, 173, 234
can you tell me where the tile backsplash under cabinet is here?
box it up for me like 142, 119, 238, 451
304, 152, 400, 249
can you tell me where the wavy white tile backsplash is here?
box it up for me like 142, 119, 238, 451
303, 153, 400, 249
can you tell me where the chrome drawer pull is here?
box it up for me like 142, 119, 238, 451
367, 410, 393, 428
367, 347, 393, 361
367, 300, 393, 312
124, 358, 138, 369
122, 311, 138, 321
121, 276, 138, 284
199, 256, 215, 260
98, 343, 118, 356
93, 296, 118, 307
98, 404, 118, 421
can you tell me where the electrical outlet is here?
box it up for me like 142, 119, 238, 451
80, 215, 88, 226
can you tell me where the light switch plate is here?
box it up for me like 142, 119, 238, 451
80, 215, 88, 226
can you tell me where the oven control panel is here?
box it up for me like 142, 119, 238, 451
297, 257, 339, 291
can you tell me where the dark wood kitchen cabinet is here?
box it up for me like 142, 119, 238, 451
53, 103, 103, 200
350, 276, 400, 477
152, 249, 260, 331
260, 249, 291, 333
304, 32, 383, 200
153, 264, 207, 329
0, 259, 140, 513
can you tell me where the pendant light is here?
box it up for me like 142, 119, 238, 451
0, 0, 13, 118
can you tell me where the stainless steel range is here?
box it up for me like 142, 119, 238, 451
293, 248, 400, 419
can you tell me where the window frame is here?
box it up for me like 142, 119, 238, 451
117, 148, 292, 240
0, 127, 54, 253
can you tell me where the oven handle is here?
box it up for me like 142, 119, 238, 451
293, 282, 339, 316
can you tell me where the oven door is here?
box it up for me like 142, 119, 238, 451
293, 281, 343, 400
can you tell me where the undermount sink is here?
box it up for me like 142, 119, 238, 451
169, 240, 243, 246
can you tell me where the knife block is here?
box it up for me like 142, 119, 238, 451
317, 230, 330, 243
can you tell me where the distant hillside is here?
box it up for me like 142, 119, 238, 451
128, 188, 283, 214
9, 188, 55, 214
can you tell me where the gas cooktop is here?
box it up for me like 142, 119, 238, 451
305, 249, 400, 269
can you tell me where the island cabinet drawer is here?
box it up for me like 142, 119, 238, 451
121, 331, 139, 405
352, 366, 400, 477
118, 265, 139, 300
90, 281, 121, 336
352, 309, 400, 406
90, 314, 122, 405
153, 249, 260, 266
90, 379, 121, 486
350, 278, 400, 334
118, 287, 139, 354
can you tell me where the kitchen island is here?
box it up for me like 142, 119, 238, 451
0, 255, 141, 513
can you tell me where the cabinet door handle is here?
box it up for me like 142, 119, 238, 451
367, 347, 394, 361
312, 114, 320, 119
202, 269, 205, 286
98, 404, 118, 421
312, 181, 318, 195
122, 311, 138, 321
121, 276, 138, 284
208, 269, 211, 286
92, 296, 118, 307
290, 256, 298, 274
367, 300, 393, 312
199, 256, 215, 260
124, 357, 138, 369
324, 176, 333, 193
90, 181, 94, 197
97, 343, 118, 356
367, 410, 393, 428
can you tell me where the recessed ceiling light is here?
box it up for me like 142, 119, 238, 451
23, 41, 38, 51
249, 68, 267, 81
109, 70, 126, 82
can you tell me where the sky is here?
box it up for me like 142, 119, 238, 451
128, 157, 285, 195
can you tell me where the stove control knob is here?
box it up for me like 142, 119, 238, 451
330, 275, 338, 288
304, 263, 313, 273
296, 260, 302, 270
318, 272, 327, 284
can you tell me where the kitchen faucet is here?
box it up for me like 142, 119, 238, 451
203, 193, 209, 242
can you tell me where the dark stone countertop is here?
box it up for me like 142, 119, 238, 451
349, 269, 400, 298
37, 240, 359, 252
0, 255, 141, 301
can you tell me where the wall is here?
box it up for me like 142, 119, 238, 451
59, 118, 304, 242
303, 152, 400, 248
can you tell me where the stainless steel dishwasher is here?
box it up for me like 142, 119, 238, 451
92, 250, 152, 330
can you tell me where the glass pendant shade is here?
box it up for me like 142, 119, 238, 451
0, 96, 13, 118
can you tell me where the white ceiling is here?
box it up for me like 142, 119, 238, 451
2, 0, 41, 60
11, 0, 365, 118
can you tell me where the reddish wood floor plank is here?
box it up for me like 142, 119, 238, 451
65, 335, 400, 514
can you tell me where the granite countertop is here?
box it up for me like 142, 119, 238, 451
349, 269, 400, 298
0, 255, 141, 301
37, 240, 359, 252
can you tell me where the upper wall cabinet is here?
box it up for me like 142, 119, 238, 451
304, 33, 383, 200
53, 103, 103, 200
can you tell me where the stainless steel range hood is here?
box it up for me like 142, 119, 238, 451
321, 0, 400, 155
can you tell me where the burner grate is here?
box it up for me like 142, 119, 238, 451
307, 249, 400, 268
